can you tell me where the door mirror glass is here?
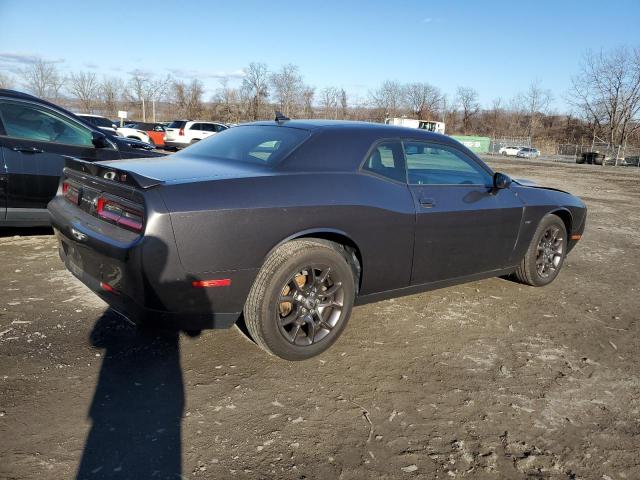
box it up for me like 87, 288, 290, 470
493, 172, 512, 189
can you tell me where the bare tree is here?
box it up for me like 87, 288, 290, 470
68, 71, 99, 113
301, 86, 315, 118
456, 86, 480, 134
0, 72, 14, 89
20, 59, 65, 100
126, 70, 151, 119
100, 77, 125, 117
515, 80, 553, 138
171, 79, 205, 119
403, 82, 443, 119
487, 97, 504, 138
320, 87, 340, 119
213, 78, 240, 123
241, 62, 269, 120
568, 46, 640, 146
339, 89, 348, 119
270, 64, 304, 116
369, 80, 403, 119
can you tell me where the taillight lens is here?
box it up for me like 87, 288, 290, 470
178, 128, 184, 136
96, 196, 144, 232
62, 181, 80, 205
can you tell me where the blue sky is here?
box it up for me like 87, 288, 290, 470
1, 0, 639, 111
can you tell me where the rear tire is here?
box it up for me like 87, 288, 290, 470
244, 239, 355, 360
514, 214, 567, 286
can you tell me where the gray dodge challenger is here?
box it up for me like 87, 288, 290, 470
48, 119, 586, 360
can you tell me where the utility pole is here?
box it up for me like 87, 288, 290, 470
142, 98, 146, 122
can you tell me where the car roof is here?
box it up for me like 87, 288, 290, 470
244, 119, 456, 143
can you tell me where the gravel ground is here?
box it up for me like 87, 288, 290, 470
0, 158, 639, 479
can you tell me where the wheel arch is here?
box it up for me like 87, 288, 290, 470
265, 228, 363, 294
549, 208, 573, 235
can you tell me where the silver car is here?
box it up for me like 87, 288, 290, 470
516, 147, 540, 158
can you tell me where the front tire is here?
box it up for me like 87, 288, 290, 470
244, 240, 355, 360
514, 214, 567, 286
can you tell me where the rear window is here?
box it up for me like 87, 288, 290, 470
168, 120, 187, 129
178, 125, 310, 165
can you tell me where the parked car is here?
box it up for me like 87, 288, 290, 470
163, 120, 229, 149
77, 114, 154, 146
0, 89, 162, 226
516, 147, 540, 158
499, 145, 524, 156
125, 122, 166, 148
48, 120, 586, 360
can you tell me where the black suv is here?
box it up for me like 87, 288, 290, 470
0, 89, 163, 226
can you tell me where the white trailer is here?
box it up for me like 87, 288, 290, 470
384, 117, 445, 134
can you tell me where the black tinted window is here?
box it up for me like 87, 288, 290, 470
362, 140, 406, 182
200, 123, 217, 132
190, 123, 202, 131
178, 125, 310, 165
168, 120, 186, 128
404, 141, 491, 185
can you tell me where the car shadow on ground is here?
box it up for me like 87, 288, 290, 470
76, 236, 212, 480
76, 310, 188, 479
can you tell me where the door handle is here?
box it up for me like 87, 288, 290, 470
12, 146, 43, 154
419, 197, 436, 208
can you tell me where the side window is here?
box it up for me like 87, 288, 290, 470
214, 124, 226, 132
0, 101, 94, 147
404, 141, 492, 186
190, 123, 202, 131
362, 140, 406, 183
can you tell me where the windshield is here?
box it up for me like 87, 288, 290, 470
177, 125, 310, 165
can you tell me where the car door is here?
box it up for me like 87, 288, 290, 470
0, 133, 6, 221
404, 140, 524, 285
0, 99, 121, 222
200, 123, 217, 138
189, 123, 204, 141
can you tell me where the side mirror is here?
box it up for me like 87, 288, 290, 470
493, 172, 512, 190
91, 131, 109, 148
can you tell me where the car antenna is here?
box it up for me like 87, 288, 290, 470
274, 111, 290, 123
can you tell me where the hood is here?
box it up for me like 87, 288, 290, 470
112, 135, 156, 151
513, 178, 571, 195
513, 178, 537, 187
97, 153, 272, 184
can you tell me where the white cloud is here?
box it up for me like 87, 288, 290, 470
165, 67, 246, 81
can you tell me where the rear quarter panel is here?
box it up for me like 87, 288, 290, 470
160, 172, 416, 296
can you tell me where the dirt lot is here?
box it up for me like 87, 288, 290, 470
1, 158, 639, 479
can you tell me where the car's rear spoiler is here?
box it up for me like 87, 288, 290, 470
63, 156, 163, 189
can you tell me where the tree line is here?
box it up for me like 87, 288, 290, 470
0, 45, 638, 147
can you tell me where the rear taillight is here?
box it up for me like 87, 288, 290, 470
178, 128, 184, 136
62, 180, 80, 205
96, 196, 144, 232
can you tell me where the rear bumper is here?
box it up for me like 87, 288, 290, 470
49, 195, 244, 330
163, 140, 189, 149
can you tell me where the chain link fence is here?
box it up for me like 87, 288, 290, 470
485, 137, 640, 167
